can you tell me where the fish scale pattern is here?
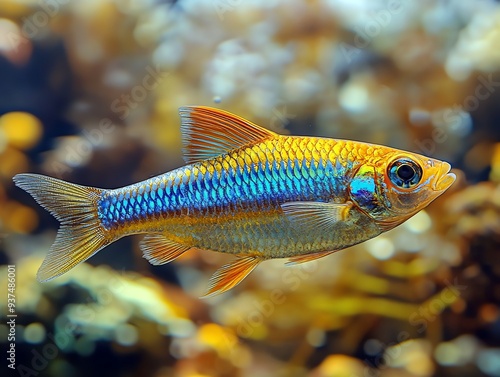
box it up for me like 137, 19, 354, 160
97, 137, 359, 231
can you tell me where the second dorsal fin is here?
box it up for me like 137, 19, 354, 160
179, 106, 278, 164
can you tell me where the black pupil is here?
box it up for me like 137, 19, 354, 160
397, 164, 415, 181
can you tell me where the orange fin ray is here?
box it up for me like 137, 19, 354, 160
140, 234, 191, 265
179, 106, 277, 164
202, 256, 263, 298
286, 250, 336, 265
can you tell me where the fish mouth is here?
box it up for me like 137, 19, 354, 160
433, 162, 456, 191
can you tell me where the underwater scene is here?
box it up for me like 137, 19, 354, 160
1, 0, 500, 376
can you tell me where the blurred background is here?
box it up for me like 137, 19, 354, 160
1, 0, 500, 376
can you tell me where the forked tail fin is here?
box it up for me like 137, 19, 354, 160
13, 173, 111, 282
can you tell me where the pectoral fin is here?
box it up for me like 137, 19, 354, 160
281, 201, 353, 232
202, 255, 263, 298
140, 234, 191, 265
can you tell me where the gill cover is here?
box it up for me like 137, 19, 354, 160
349, 165, 388, 217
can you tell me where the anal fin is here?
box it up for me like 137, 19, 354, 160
202, 256, 263, 298
286, 250, 336, 265
140, 234, 190, 265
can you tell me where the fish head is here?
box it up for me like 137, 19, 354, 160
349, 151, 456, 231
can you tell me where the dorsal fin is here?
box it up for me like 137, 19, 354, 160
179, 106, 278, 164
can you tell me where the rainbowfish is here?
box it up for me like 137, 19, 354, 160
13, 106, 456, 296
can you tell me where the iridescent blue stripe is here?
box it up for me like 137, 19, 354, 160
97, 157, 352, 229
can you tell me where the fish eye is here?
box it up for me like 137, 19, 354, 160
388, 158, 422, 189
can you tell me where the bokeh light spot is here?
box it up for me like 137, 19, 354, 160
0, 112, 43, 150
24, 322, 46, 344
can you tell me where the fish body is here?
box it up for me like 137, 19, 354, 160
98, 136, 380, 257
14, 106, 456, 296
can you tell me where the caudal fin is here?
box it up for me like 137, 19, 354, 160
13, 173, 111, 282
